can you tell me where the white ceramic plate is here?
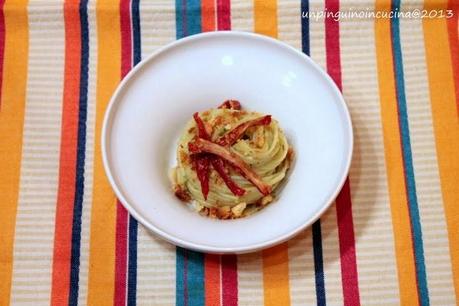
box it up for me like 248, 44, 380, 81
102, 32, 353, 253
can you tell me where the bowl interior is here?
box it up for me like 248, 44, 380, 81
103, 32, 352, 253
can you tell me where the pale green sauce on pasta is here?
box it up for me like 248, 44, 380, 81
171, 108, 292, 218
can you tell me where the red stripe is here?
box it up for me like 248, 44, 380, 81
51, 0, 81, 303
221, 255, 238, 306
114, 1, 132, 305
447, 0, 459, 116
216, 5, 236, 303
325, 0, 342, 91
217, 0, 231, 30
120, 0, 132, 78
114, 202, 129, 306
0, 0, 5, 110
335, 180, 360, 305
325, 1, 360, 305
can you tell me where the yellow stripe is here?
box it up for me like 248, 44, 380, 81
254, 2, 290, 305
374, 1, 418, 304
262, 243, 291, 306
0, 0, 29, 305
254, 0, 277, 38
423, 2, 459, 301
86, 0, 120, 304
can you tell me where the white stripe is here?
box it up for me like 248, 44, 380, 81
136, 3, 177, 304
318, 205, 344, 305
400, 2, 456, 303
278, 0, 301, 50
136, 225, 176, 305
278, 2, 317, 305
77, 0, 98, 303
339, 1, 401, 303
288, 231, 317, 306
309, 1, 326, 68
237, 252, 264, 305
230, 0, 253, 32
140, 0, 176, 58
10, 2, 65, 304
309, 2, 344, 304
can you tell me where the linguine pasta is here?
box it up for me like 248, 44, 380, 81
170, 103, 293, 219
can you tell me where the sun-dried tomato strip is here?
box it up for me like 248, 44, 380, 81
192, 155, 210, 200
192, 113, 211, 199
188, 138, 272, 195
193, 112, 211, 140
217, 115, 271, 146
210, 157, 246, 196
218, 100, 241, 110
192, 112, 246, 198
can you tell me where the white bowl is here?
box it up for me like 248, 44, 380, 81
102, 32, 353, 253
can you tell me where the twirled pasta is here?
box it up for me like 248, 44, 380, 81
171, 107, 293, 219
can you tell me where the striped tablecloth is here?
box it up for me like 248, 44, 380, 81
1, 0, 458, 305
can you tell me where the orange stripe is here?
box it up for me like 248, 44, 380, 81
50, 0, 81, 304
423, 3, 459, 302
201, 0, 216, 32
262, 243, 291, 306
253, 2, 290, 305
254, 0, 277, 38
86, 0, 121, 304
205, 254, 221, 306
374, 1, 418, 304
202, 1, 221, 303
0, 0, 29, 304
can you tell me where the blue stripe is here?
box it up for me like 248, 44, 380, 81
390, 1, 429, 305
301, 0, 310, 56
175, 0, 185, 39
127, 216, 138, 306
186, 250, 205, 306
176, 247, 186, 306
127, 1, 140, 305
68, 0, 89, 304
175, 2, 205, 306
176, 0, 201, 39
312, 221, 326, 306
175, 248, 205, 306
132, 0, 141, 66
185, 0, 201, 36
302, 1, 326, 304
176, 248, 205, 306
